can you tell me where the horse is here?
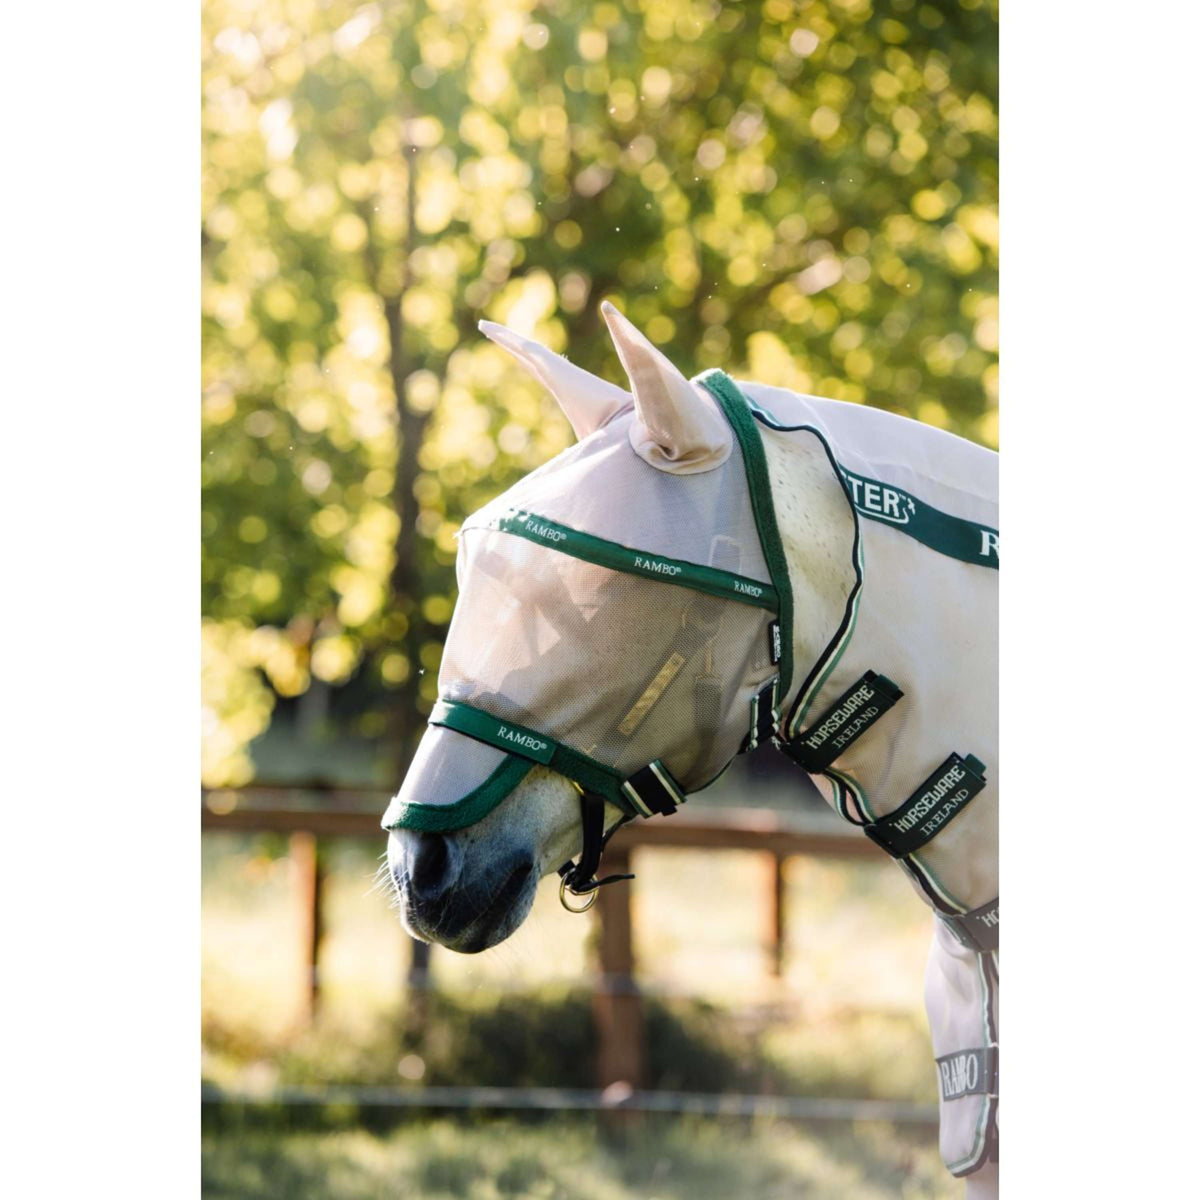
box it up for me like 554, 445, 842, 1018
384, 303, 998, 1196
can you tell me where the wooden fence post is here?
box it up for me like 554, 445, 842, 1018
593, 846, 644, 1112
767, 852, 788, 979
290, 831, 323, 1028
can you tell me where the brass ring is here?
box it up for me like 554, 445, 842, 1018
559, 876, 598, 913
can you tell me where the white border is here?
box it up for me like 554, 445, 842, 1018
2, 2, 196, 1190
1005, 2, 1199, 1191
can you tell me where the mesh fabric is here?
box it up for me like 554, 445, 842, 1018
383, 406, 777, 830
441, 527, 774, 784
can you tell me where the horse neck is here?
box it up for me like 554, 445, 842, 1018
754, 410, 858, 717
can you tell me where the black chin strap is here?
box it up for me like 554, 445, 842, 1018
557, 789, 634, 896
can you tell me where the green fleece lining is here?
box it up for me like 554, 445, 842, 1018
696, 375, 866, 742
695, 369, 796, 699
476, 508, 779, 611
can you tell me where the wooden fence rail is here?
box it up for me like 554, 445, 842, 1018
202, 790, 887, 1095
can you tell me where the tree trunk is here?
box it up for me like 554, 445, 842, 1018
380, 141, 431, 786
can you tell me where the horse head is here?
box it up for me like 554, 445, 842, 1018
385, 305, 779, 952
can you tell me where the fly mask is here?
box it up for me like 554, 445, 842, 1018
382, 310, 793, 904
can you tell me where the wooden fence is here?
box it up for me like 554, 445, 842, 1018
202, 787, 886, 1097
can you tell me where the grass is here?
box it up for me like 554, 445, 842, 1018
203, 986, 936, 1104
202, 823, 948, 1195
202, 1116, 958, 1199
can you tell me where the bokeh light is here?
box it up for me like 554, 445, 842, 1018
202, 0, 998, 784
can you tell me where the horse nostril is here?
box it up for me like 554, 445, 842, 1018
409, 831, 454, 902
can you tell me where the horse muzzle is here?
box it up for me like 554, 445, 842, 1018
388, 829, 537, 953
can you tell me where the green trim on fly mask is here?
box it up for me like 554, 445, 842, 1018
695, 370, 867, 740
380, 754, 535, 833
378, 692, 644, 833
478, 508, 779, 611
694, 369, 798, 700
427, 701, 641, 816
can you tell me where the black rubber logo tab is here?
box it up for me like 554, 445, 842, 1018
866, 753, 987, 858
942, 897, 999, 953
786, 671, 903, 772
936, 1045, 998, 1101
768, 619, 782, 665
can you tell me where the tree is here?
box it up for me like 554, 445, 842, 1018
202, 0, 998, 786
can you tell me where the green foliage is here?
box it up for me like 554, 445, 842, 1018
202, 0, 998, 784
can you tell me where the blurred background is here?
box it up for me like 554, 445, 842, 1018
201, 0, 997, 1195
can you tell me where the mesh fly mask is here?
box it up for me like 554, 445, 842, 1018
382, 371, 795, 903
382, 369, 997, 924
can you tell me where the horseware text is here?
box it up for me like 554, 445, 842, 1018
802, 683, 878, 751
893, 762, 973, 839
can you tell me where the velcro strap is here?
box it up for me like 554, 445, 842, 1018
743, 677, 779, 753
864, 753, 987, 857
621, 759, 687, 818
940, 898, 999, 953
936, 1045, 998, 1101
782, 671, 904, 772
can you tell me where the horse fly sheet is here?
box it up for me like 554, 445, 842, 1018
383, 368, 998, 1176
715, 373, 999, 1175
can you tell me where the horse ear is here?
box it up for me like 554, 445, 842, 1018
600, 302, 732, 475
478, 321, 632, 440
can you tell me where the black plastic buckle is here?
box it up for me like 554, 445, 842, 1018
941, 898, 999, 953
621, 760, 686, 818
742, 678, 779, 753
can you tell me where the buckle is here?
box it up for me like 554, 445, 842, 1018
621, 759, 686, 818
743, 677, 779, 753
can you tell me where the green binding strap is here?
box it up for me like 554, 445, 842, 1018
428, 700, 640, 817
699, 368, 869, 745
839, 469, 999, 570
479, 508, 779, 611
741, 392, 999, 570
431, 701, 556, 764
695, 370, 797, 700
381, 755, 535, 833
381, 700, 645, 833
